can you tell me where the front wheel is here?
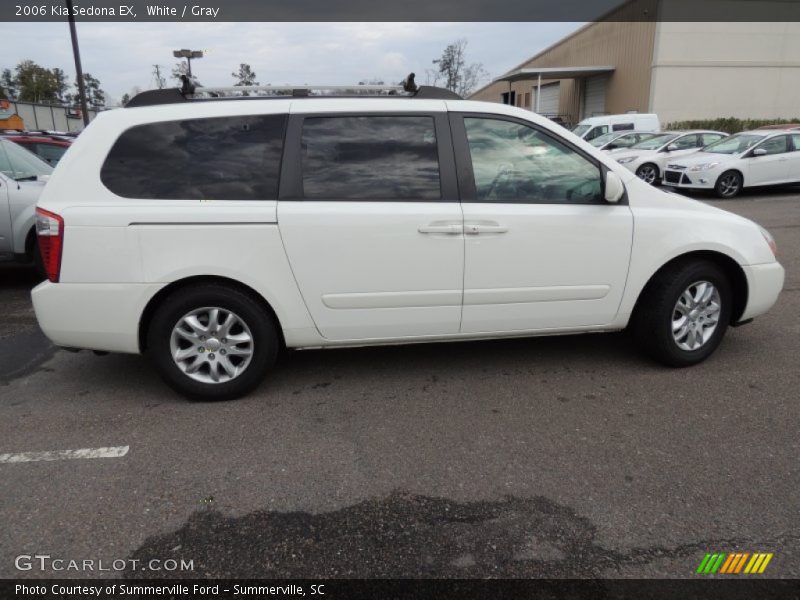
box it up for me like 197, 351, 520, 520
147, 284, 279, 400
715, 170, 743, 198
631, 260, 732, 367
636, 163, 660, 185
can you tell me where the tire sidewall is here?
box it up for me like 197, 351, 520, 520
653, 263, 732, 366
148, 286, 278, 400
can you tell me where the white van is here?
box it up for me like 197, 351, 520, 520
30, 86, 782, 400
573, 114, 660, 142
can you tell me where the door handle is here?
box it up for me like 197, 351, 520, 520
418, 222, 462, 234
464, 222, 508, 235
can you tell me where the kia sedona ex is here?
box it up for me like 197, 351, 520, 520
31, 84, 785, 400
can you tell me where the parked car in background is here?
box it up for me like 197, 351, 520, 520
0, 137, 52, 270
663, 129, 800, 198
572, 113, 660, 141
30, 88, 784, 400
588, 131, 662, 152
2, 134, 72, 166
611, 130, 728, 184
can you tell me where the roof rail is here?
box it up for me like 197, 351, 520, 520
126, 77, 461, 108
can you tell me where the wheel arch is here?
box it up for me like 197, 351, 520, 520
717, 168, 745, 187
631, 250, 748, 325
138, 275, 286, 353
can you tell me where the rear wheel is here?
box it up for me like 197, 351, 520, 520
636, 163, 660, 185
631, 260, 732, 367
147, 284, 279, 400
715, 170, 742, 198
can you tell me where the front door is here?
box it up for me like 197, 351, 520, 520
452, 114, 633, 334
278, 112, 464, 341
747, 135, 791, 185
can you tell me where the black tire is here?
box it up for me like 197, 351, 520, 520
636, 163, 660, 186
715, 170, 743, 199
630, 260, 732, 367
31, 238, 47, 281
147, 284, 279, 401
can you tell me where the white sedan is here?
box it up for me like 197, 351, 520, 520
610, 131, 728, 185
663, 129, 800, 198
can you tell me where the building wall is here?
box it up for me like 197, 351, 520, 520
470, 3, 656, 125
2, 101, 98, 132
650, 21, 800, 123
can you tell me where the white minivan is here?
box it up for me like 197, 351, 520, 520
572, 114, 661, 142
31, 85, 783, 400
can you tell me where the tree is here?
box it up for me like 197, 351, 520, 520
171, 61, 189, 83
15, 60, 60, 103
120, 93, 131, 106
51, 68, 70, 103
431, 39, 488, 97
0, 68, 16, 100
75, 72, 105, 107
232, 63, 258, 95
152, 64, 166, 89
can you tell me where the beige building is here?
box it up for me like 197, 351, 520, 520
470, 2, 800, 127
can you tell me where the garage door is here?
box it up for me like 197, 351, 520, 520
534, 82, 560, 116
583, 75, 608, 117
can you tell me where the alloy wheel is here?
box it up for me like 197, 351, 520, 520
169, 307, 254, 384
671, 281, 722, 351
637, 165, 657, 184
718, 173, 741, 197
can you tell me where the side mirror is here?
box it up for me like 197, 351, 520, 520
604, 171, 625, 204
752, 148, 767, 156
666, 143, 679, 152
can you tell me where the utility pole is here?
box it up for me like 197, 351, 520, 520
65, 0, 90, 126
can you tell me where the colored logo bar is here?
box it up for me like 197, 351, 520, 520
697, 552, 773, 574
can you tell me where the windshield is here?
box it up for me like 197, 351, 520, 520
629, 133, 678, 150
589, 132, 619, 147
0, 139, 53, 180
572, 124, 591, 137
702, 133, 765, 154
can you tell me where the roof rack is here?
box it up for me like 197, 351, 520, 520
126, 73, 462, 108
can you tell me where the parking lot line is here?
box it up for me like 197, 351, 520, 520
0, 446, 129, 464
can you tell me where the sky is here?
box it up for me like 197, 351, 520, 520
0, 22, 583, 104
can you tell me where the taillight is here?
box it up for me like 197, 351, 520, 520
35, 207, 64, 282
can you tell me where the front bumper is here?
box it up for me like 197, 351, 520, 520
663, 169, 717, 189
740, 262, 785, 322
31, 281, 165, 354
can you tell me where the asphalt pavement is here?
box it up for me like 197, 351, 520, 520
1, 187, 798, 579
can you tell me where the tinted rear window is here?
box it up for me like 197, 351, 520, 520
301, 116, 441, 200
101, 115, 286, 200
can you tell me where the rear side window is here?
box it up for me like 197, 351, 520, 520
101, 115, 286, 200
612, 123, 634, 131
301, 116, 441, 200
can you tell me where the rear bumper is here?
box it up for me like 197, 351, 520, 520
740, 262, 785, 322
31, 281, 164, 354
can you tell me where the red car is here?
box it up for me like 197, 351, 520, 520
1, 135, 72, 166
